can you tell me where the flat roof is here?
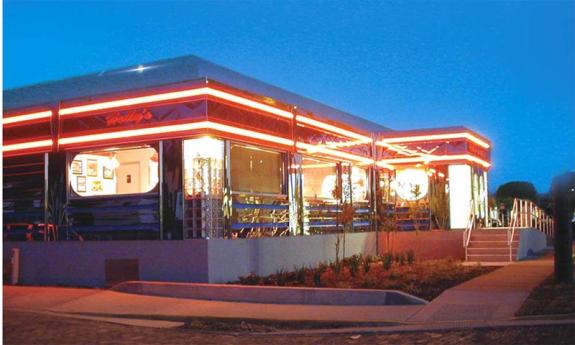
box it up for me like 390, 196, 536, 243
3, 55, 390, 132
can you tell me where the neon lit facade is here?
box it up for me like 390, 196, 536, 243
3, 56, 492, 241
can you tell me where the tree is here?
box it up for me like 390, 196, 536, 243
495, 181, 538, 208
552, 172, 574, 284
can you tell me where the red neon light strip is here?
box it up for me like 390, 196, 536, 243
378, 154, 491, 168
380, 132, 490, 149
3, 139, 53, 152
58, 121, 294, 147
296, 115, 372, 142
59, 87, 294, 119
3, 110, 52, 125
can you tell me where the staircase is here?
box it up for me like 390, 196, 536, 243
466, 228, 520, 263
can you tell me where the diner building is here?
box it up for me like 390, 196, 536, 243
3, 55, 492, 286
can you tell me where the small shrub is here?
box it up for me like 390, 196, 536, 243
331, 260, 342, 275
275, 268, 288, 286
313, 262, 328, 287
294, 265, 307, 284
362, 255, 372, 274
407, 250, 415, 265
399, 254, 406, 266
383, 254, 393, 270
238, 272, 260, 285
347, 254, 362, 277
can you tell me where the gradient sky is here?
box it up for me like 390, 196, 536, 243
3, 0, 574, 193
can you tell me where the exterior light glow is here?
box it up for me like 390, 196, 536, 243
59, 87, 294, 119
379, 154, 491, 169
3, 139, 53, 152
58, 121, 294, 147
296, 115, 372, 142
380, 132, 490, 149
3, 110, 52, 125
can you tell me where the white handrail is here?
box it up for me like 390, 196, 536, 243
507, 198, 518, 261
463, 199, 476, 261
507, 197, 554, 261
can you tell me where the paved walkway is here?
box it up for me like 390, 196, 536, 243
4, 286, 421, 323
3, 252, 557, 328
408, 253, 555, 322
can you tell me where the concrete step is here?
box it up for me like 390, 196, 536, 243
468, 240, 519, 248
467, 247, 518, 255
474, 229, 511, 235
466, 254, 516, 262
470, 234, 519, 242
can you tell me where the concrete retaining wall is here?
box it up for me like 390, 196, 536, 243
378, 230, 465, 260
113, 281, 428, 305
517, 229, 549, 260
4, 230, 463, 287
2, 240, 209, 287
207, 232, 377, 283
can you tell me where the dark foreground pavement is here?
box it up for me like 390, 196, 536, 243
4, 310, 575, 345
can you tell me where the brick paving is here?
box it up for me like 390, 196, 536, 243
4, 310, 574, 345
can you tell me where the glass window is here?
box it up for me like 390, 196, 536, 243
230, 144, 284, 194
302, 157, 337, 199
70, 146, 159, 197
346, 166, 369, 202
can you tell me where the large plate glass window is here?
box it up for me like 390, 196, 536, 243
301, 156, 339, 235
229, 143, 288, 238
230, 143, 284, 194
69, 146, 159, 197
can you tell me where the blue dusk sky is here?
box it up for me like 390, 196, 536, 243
3, 0, 574, 193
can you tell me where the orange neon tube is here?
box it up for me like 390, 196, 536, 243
3, 139, 53, 152
379, 132, 490, 149
59, 87, 294, 119
58, 121, 294, 147
3, 110, 52, 125
378, 154, 491, 168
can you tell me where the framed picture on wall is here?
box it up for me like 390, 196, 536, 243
87, 159, 98, 177
71, 160, 83, 175
91, 180, 103, 192
77, 176, 87, 192
103, 166, 114, 179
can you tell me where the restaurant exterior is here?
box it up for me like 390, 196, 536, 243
3, 56, 492, 286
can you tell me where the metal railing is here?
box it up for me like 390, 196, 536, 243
463, 200, 476, 261
507, 198, 554, 261
508, 198, 554, 237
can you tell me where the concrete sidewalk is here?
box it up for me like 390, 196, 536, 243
3, 253, 557, 328
408, 253, 555, 322
3, 286, 421, 323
